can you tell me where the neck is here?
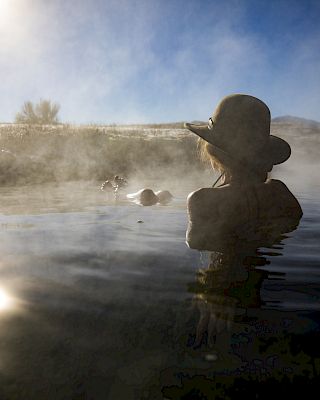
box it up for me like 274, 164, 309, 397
220, 170, 267, 185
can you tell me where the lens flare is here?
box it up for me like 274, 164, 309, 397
0, 288, 12, 311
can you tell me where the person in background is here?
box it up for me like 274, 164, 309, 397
126, 189, 173, 206
100, 175, 128, 200
101, 176, 173, 206
100, 178, 114, 201
113, 175, 128, 190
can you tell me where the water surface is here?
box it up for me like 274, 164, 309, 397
0, 177, 319, 399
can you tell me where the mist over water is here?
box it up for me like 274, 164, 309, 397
0, 121, 319, 399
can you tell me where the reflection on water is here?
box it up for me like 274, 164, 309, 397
0, 180, 319, 399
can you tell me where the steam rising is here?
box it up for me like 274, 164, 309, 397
0, 116, 318, 199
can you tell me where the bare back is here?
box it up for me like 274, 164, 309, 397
187, 179, 302, 251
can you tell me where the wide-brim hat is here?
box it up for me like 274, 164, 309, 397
185, 94, 291, 172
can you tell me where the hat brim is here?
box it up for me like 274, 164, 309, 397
185, 122, 291, 167
185, 123, 216, 146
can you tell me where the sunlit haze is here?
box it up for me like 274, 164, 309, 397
0, 0, 319, 124
0, 288, 13, 311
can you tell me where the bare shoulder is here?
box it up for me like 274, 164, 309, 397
187, 186, 223, 203
265, 178, 291, 190
187, 186, 230, 211
187, 185, 241, 224
265, 179, 299, 199
263, 179, 303, 217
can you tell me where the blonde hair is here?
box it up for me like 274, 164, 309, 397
198, 138, 267, 183
197, 139, 228, 173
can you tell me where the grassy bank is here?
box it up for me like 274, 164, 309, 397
0, 124, 202, 185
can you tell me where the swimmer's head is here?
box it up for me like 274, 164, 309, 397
155, 190, 173, 205
139, 189, 159, 206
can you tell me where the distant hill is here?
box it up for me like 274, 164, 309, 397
269, 115, 320, 162
187, 116, 320, 130
272, 115, 320, 129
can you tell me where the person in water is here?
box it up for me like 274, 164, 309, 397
126, 189, 173, 206
101, 176, 173, 206
101, 175, 128, 200
184, 94, 302, 250
182, 95, 303, 373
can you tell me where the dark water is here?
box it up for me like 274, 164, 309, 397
0, 178, 319, 399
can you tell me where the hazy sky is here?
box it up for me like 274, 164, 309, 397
0, 0, 319, 124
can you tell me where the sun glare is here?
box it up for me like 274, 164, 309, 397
0, 0, 11, 14
0, 288, 13, 311
0, 0, 16, 27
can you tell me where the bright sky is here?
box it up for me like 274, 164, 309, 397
0, 0, 319, 124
